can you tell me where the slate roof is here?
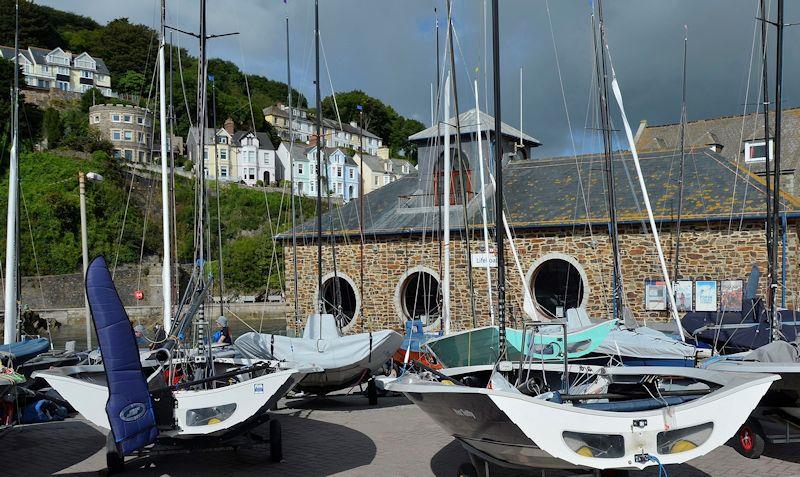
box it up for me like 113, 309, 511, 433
409, 107, 540, 146
95, 58, 110, 75
0, 46, 31, 63
263, 104, 381, 139
279, 148, 800, 239
636, 108, 800, 179
232, 131, 275, 150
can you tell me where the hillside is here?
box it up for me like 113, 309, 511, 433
0, 150, 317, 293
0, 0, 424, 158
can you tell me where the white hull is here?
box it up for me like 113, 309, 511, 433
388, 367, 777, 470
34, 366, 308, 437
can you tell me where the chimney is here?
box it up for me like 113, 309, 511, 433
276, 101, 284, 109
224, 117, 235, 136
349, 121, 358, 128
377, 146, 390, 160
308, 134, 318, 147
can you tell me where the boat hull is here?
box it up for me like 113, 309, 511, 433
389, 368, 777, 470
33, 366, 307, 437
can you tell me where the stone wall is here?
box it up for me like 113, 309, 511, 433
285, 219, 799, 335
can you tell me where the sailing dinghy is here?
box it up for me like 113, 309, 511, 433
235, 314, 402, 396
387, 363, 777, 471
33, 257, 313, 472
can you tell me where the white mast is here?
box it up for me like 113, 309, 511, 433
473, 81, 494, 326
159, 0, 172, 332
4, 0, 20, 345
609, 65, 685, 341
442, 72, 452, 335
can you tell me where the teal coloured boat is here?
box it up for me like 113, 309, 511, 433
425, 320, 617, 369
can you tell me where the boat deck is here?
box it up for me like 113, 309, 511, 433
4, 392, 800, 476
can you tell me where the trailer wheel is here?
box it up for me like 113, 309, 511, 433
367, 378, 378, 406
456, 462, 478, 477
732, 423, 765, 459
105, 432, 125, 474
269, 419, 283, 462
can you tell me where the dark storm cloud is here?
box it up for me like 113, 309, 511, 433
39, 1, 800, 157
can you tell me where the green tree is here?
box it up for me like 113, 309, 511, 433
42, 107, 62, 148
115, 70, 146, 96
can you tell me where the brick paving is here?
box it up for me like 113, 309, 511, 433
4, 393, 800, 476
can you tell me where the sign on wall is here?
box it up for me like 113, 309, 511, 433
674, 280, 693, 312
695, 281, 718, 312
720, 280, 743, 312
471, 253, 498, 268
645, 279, 667, 311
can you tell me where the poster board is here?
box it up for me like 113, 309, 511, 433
695, 281, 718, 312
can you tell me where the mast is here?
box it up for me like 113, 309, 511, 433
491, 0, 506, 355
474, 80, 494, 326
673, 26, 688, 283
759, 0, 774, 332
595, 0, 623, 321
211, 78, 225, 320
286, 12, 299, 330
3, 0, 19, 345
158, 0, 172, 332
445, 0, 478, 328
442, 73, 452, 335
358, 106, 365, 326
169, 35, 179, 307
196, 0, 210, 357
315, 0, 323, 316
770, 0, 784, 342
435, 6, 444, 331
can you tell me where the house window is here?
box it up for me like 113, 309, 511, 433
220, 149, 227, 161
80, 70, 93, 79
527, 255, 587, 318
262, 152, 269, 164
111, 114, 121, 122
310, 182, 315, 192
383, 176, 389, 185
137, 117, 144, 125
249, 151, 256, 163
349, 169, 354, 179
744, 140, 774, 163
248, 168, 256, 180
336, 182, 343, 194
93, 115, 100, 124
336, 166, 342, 178
41, 65, 49, 74
374, 176, 379, 186
218, 136, 227, 144
298, 164, 304, 174
138, 151, 145, 162
113, 149, 122, 158
298, 182, 304, 193
123, 115, 132, 123
203, 147, 208, 160
220, 166, 228, 178
124, 130, 133, 141
111, 130, 121, 141
124, 150, 133, 161
137, 132, 144, 143
56, 66, 69, 75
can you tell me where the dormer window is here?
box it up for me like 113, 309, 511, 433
218, 136, 227, 144
744, 139, 773, 163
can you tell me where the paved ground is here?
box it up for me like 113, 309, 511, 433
5, 393, 800, 476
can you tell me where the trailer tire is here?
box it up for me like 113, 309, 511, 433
732, 422, 765, 459
269, 419, 283, 462
105, 432, 125, 474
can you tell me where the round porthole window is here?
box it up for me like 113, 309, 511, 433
394, 267, 442, 328
527, 254, 588, 318
319, 274, 359, 330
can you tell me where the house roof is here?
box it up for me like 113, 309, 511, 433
232, 131, 275, 150
0, 45, 111, 75
263, 104, 381, 139
636, 107, 800, 177
309, 146, 358, 167
408, 107, 540, 146
279, 148, 800, 239
27, 46, 48, 64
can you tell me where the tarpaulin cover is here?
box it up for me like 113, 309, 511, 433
87, 256, 158, 455
0, 337, 50, 364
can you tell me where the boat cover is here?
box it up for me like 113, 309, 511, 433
742, 340, 800, 363
681, 298, 800, 353
0, 337, 50, 365
87, 256, 158, 455
235, 314, 402, 370
593, 326, 697, 362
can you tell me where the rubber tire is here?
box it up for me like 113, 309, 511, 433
269, 419, 283, 462
732, 422, 765, 459
456, 462, 478, 477
105, 432, 125, 475
367, 378, 378, 406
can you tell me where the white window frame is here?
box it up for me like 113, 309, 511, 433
123, 114, 132, 123
123, 130, 133, 141
220, 149, 228, 161
111, 114, 121, 123
349, 168, 354, 179
111, 130, 121, 141
80, 70, 93, 79
744, 140, 774, 164
93, 115, 100, 124
298, 163, 304, 175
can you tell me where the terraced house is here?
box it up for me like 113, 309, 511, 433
0, 45, 113, 96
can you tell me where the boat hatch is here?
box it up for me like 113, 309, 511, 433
657, 422, 714, 454
563, 431, 625, 458
186, 403, 237, 426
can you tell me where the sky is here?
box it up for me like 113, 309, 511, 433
38, 0, 800, 158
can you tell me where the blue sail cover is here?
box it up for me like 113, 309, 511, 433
87, 256, 158, 455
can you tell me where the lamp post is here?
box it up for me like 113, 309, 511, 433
79, 171, 103, 350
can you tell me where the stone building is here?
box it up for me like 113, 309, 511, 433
89, 104, 153, 163
279, 135, 800, 336
635, 107, 800, 196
